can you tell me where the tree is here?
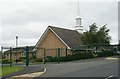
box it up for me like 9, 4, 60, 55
81, 23, 111, 45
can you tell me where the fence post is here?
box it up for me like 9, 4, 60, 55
26, 46, 29, 66
44, 48, 46, 64
65, 48, 67, 62
10, 47, 12, 67
58, 48, 60, 64
1, 47, 3, 68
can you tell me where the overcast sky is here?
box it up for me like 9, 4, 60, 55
0, 0, 119, 48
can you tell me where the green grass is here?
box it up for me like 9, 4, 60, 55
0, 65, 23, 76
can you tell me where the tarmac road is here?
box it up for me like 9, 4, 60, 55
41, 56, 119, 77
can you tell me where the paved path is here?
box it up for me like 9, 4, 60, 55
2, 65, 45, 79
40, 56, 119, 77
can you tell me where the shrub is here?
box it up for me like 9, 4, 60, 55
2, 59, 10, 64
46, 56, 57, 62
92, 52, 98, 58
45, 51, 115, 62
35, 58, 43, 62
15, 59, 21, 62
19, 57, 26, 60
96, 50, 117, 57
60, 51, 96, 62
44, 51, 117, 62
15, 57, 26, 62
72, 51, 94, 59
30, 56, 36, 60
60, 56, 67, 62
29, 56, 36, 62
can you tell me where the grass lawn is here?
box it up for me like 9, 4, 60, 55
0, 65, 23, 76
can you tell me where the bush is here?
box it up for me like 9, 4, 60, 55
46, 56, 57, 62
2, 60, 10, 64
60, 56, 67, 62
46, 51, 97, 62
44, 51, 117, 62
60, 51, 96, 62
92, 52, 98, 58
30, 56, 36, 60
35, 58, 43, 62
29, 56, 36, 62
19, 57, 26, 60
73, 51, 94, 59
15, 57, 26, 62
15, 59, 21, 62
96, 51, 117, 57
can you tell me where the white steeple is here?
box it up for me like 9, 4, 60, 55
75, 0, 83, 33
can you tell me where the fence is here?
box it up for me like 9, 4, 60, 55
1, 46, 28, 67
34, 47, 69, 64
1, 47, 12, 67
1, 46, 70, 66
1, 44, 120, 67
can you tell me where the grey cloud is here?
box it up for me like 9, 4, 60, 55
118, 1, 120, 41
2, 2, 76, 26
1, 1, 118, 47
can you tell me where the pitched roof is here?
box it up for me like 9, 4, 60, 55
4, 46, 35, 53
49, 26, 83, 49
35, 26, 83, 50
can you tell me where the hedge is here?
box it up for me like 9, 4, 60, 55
60, 51, 97, 62
2, 60, 10, 64
96, 50, 117, 57
15, 59, 22, 62
46, 56, 57, 62
35, 58, 43, 62
44, 51, 117, 62
44, 51, 97, 62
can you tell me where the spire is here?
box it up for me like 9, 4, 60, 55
77, 0, 80, 16
75, 0, 83, 33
